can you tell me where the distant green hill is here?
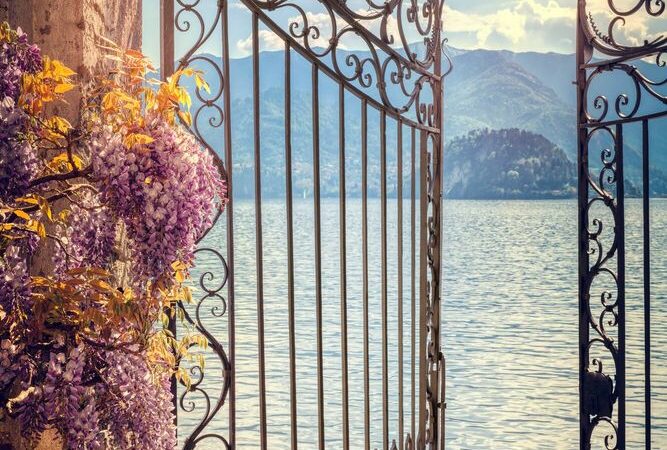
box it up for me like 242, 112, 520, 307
444, 129, 576, 199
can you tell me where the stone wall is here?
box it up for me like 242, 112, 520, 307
0, 0, 142, 120
0, 1, 142, 448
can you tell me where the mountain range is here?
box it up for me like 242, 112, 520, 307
177, 46, 667, 198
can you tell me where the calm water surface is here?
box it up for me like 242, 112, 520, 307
178, 199, 667, 449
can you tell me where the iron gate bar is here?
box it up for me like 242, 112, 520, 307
616, 122, 626, 449
251, 11, 268, 450
410, 124, 416, 446
311, 64, 325, 450
642, 119, 651, 450
381, 109, 389, 450
220, 2, 236, 445
417, 130, 428, 446
159, 0, 177, 428
397, 119, 404, 450
579, 109, 667, 128
283, 40, 298, 450
361, 98, 371, 450
338, 80, 351, 450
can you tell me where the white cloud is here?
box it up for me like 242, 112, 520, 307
236, 29, 286, 54
235, 8, 404, 56
233, 0, 661, 56
443, 0, 660, 53
444, 0, 575, 49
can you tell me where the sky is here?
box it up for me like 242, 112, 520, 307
142, 0, 659, 62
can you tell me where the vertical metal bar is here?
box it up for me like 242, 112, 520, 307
159, 0, 174, 80
616, 122, 626, 449
397, 120, 404, 450
575, 3, 590, 447
159, 0, 177, 429
432, 25, 444, 448
221, 2, 236, 444
252, 13, 268, 450
312, 64, 325, 450
440, 357, 446, 450
643, 119, 651, 450
417, 130, 428, 444
284, 42, 298, 450
381, 110, 389, 450
361, 99, 371, 450
338, 83, 350, 450
410, 126, 416, 444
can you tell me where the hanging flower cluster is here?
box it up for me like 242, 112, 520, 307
92, 117, 225, 282
0, 23, 226, 448
0, 24, 41, 202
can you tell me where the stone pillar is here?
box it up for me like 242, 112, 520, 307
0, 0, 141, 120
0, 1, 142, 448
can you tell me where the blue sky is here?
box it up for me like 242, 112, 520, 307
142, 0, 656, 62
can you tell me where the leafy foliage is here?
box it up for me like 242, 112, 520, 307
0, 23, 226, 448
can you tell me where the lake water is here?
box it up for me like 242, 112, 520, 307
178, 198, 667, 449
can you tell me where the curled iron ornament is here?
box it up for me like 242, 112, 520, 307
580, 0, 667, 59
420, 131, 442, 449
238, 0, 451, 125
583, 62, 667, 124
581, 124, 622, 448
170, 2, 232, 448
178, 248, 232, 450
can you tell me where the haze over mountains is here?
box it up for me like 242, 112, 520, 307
181, 46, 667, 198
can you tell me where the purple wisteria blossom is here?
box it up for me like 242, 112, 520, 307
92, 117, 226, 282
0, 97, 38, 202
0, 25, 42, 101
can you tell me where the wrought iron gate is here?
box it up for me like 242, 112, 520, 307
159, 0, 450, 448
576, 1, 666, 449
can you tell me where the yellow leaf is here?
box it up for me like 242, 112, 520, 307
51, 59, 77, 78
49, 116, 72, 134
125, 49, 145, 59
171, 261, 188, 271
36, 222, 46, 238
54, 83, 75, 94
47, 152, 84, 172
194, 73, 210, 94
13, 210, 30, 221
38, 197, 53, 221
178, 110, 192, 127
123, 133, 155, 149
16, 197, 39, 205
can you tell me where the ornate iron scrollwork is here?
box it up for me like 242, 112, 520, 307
238, 0, 452, 127
417, 129, 444, 449
165, 0, 449, 448
577, 1, 665, 448
584, 370, 614, 418
167, 1, 232, 448
178, 249, 231, 450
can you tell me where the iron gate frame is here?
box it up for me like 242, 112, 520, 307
576, 1, 667, 449
159, 0, 452, 449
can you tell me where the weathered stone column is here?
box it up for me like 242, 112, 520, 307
0, 0, 142, 121
0, 1, 141, 448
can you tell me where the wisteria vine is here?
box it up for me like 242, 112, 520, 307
0, 23, 226, 449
